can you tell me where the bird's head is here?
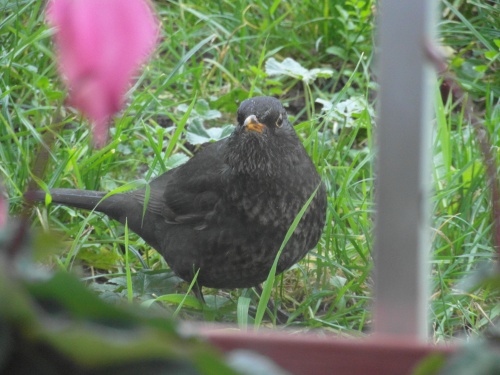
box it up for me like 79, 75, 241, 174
225, 96, 300, 177
236, 96, 289, 135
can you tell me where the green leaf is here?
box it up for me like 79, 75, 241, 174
76, 247, 122, 271
24, 272, 141, 325
108, 270, 183, 296
484, 50, 498, 60
186, 122, 234, 145
165, 153, 189, 169
326, 46, 347, 59
473, 65, 487, 73
461, 160, 483, 189
211, 89, 249, 112
412, 353, 446, 375
177, 99, 221, 123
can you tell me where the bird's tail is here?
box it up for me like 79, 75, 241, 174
26, 189, 122, 218
26, 188, 161, 250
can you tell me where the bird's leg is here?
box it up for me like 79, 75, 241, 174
193, 282, 205, 304
254, 285, 289, 325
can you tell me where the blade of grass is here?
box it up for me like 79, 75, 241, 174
173, 269, 202, 318
124, 219, 134, 303
237, 296, 251, 330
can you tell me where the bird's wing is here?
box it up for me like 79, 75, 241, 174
133, 141, 227, 226
163, 141, 226, 225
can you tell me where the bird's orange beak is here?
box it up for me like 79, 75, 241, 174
243, 115, 265, 133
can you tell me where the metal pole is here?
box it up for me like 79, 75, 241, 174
373, 0, 436, 340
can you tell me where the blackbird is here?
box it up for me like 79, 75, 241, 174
28, 96, 327, 295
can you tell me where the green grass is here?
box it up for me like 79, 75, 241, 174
1, 0, 499, 339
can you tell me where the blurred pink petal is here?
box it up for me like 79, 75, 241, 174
0, 195, 5, 229
0, 201, 7, 229
46, 0, 159, 147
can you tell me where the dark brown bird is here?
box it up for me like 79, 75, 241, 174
28, 96, 327, 296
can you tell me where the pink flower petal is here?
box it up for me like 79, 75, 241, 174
0, 194, 6, 229
47, 0, 160, 147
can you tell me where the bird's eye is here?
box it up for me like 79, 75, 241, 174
276, 113, 283, 128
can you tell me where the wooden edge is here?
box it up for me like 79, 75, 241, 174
188, 326, 458, 375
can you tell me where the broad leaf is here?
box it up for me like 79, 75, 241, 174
265, 57, 333, 84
